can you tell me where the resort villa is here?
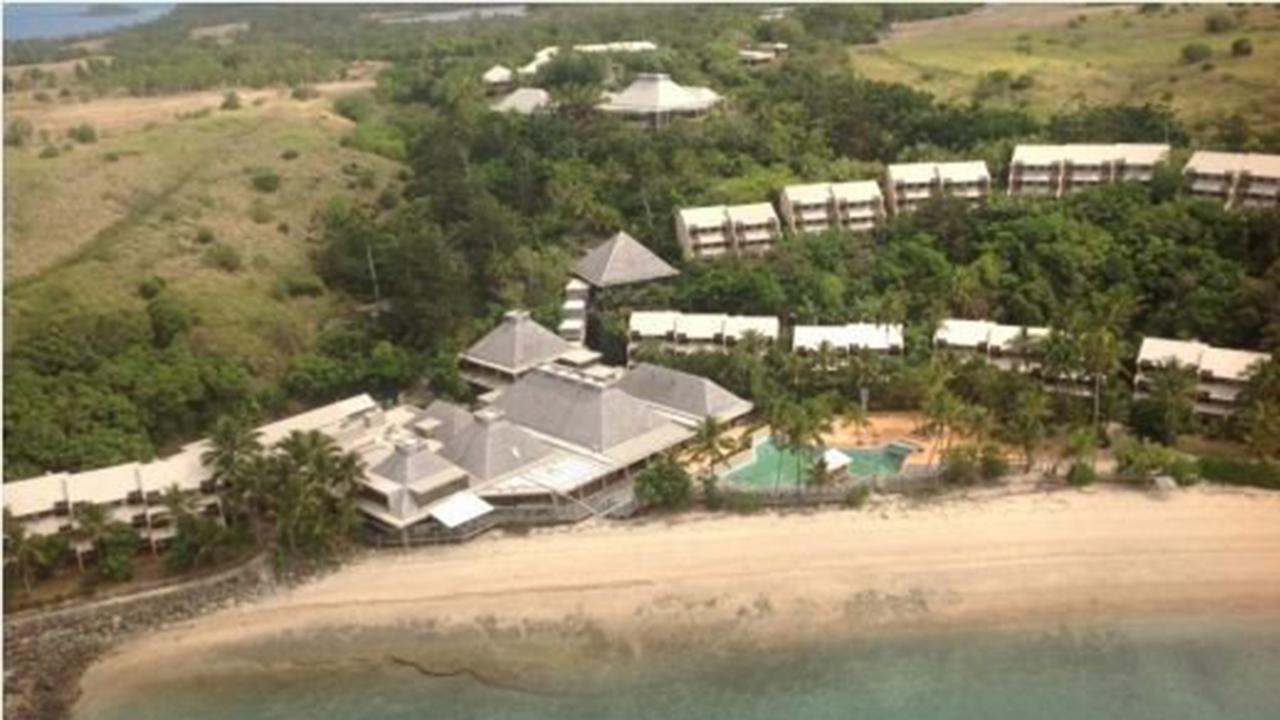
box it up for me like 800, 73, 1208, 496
491, 87, 552, 115
1008, 143, 1171, 198
1183, 151, 1280, 210
933, 319, 1051, 375
629, 310, 780, 356
458, 309, 599, 391
1135, 337, 1269, 418
778, 181, 886, 235
597, 73, 721, 128
884, 161, 992, 214
675, 203, 782, 259
481, 64, 514, 93
556, 230, 680, 344
792, 323, 905, 360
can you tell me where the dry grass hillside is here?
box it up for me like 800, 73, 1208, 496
4, 93, 400, 380
853, 4, 1280, 138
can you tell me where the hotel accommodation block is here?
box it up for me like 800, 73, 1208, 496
1135, 338, 1269, 418
792, 323, 905, 358
628, 310, 780, 356
1183, 151, 1280, 210
1008, 143, 1171, 198
934, 319, 1053, 377
778, 181, 886, 235
675, 203, 782, 259
884, 161, 991, 214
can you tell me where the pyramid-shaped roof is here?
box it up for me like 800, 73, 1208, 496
371, 443, 466, 489
598, 73, 721, 114
617, 363, 752, 423
574, 231, 679, 288
461, 310, 572, 375
437, 409, 555, 481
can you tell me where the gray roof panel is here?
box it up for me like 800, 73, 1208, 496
574, 231, 679, 288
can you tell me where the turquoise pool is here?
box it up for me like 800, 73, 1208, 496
723, 438, 911, 489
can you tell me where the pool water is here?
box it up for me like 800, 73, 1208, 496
723, 439, 909, 489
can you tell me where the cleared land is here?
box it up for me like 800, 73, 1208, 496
77, 486, 1280, 707
3, 93, 399, 379
853, 4, 1280, 136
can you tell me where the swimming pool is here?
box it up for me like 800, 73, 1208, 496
722, 438, 911, 489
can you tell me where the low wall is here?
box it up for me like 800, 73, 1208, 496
3, 555, 277, 720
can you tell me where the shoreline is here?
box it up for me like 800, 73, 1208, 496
74, 484, 1280, 715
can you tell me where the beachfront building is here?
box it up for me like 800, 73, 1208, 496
778, 181, 885, 235
491, 87, 552, 115
792, 324, 905, 364
573, 230, 679, 289
458, 309, 577, 390
481, 64, 514, 93
675, 203, 782, 259
628, 310, 779, 357
1008, 143, 1171, 198
933, 319, 1050, 374
884, 161, 992, 214
1183, 151, 1280, 210
1135, 338, 1269, 418
597, 73, 721, 129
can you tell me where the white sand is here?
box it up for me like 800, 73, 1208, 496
79, 485, 1280, 702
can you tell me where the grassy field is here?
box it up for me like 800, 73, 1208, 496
852, 4, 1280, 138
4, 97, 400, 381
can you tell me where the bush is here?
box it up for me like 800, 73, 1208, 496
844, 484, 871, 509
5, 118, 34, 147
146, 292, 191, 347
941, 445, 982, 486
136, 276, 166, 300
1114, 437, 1186, 482
276, 221, 290, 235
249, 198, 273, 224
290, 85, 319, 100
700, 474, 723, 510
1181, 43, 1212, 64
1231, 38, 1253, 57
1204, 11, 1236, 34
1197, 455, 1280, 490
1168, 457, 1200, 487
1066, 462, 1097, 487
221, 91, 241, 110
38, 145, 59, 159
97, 525, 140, 583
1010, 73, 1035, 91
194, 226, 215, 244
276, 272, 325, 298
67, 123, 96, 144
202, 243, 242, 272
281, 148, 299, 160
333, 93, 375, 122
980, 445, 1010, 480
250, 170, 280, 193
635, 458, 692, 510
724, 492, 764, 514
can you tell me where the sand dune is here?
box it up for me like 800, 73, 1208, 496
79, 485, 1280, 704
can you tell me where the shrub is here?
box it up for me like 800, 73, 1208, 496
67, 123, 96, 144
249, 198, 273, 224
290, 85, 319, 100
276, 272, 325, 298
194, 226, 215, 244
202, 243, 242, 272
1010, 73, 1035, 91
276, 221, 290, 235
1168, 457, 1200, 487
1181, 43, 1212, 64
1201, 62, 1215, 72
377, 186, 399, 210
1197, 455, 1280, 490
700, 474, 723, 510
97, 525, 140, 583
5, 118, 34, 147
941, 445, 982, 486
221, 91, 241, 110
1231, 38, 1253, 57
146, 292, 191, 347
1066, 462, 1097, 487
136, 276, 166, 300
635, 458, 692, 510
250, 170, 280, 193
844, 484, 871, 509
38, 145, 59, 159
724, 492, 764, 514
980, 445, 1010, 481
333, 93, 375, 122
1113, 438, 1186, 482
33, 91, 51, 103
281, 148, 299, 160
1204, 11, 1236, 34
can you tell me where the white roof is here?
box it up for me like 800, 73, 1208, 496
1185, 151, 1280, 178
138, 445, 211, 494
629, 310, 681, 337
4, 474, 68, 517
678, 205, 728, 229
574, 41, 657, 53
934, 319, 997, 348
518, 46, 559, 75
480, 452, 616, 497
482, 64, 513, 84
725, 202, 779, 225
887, 162, 939, 184
722, 315, 780, 341
738, 49, 775, 61
783, 182, 834, 204
256, 394, 378, 447
427, 491, 494, 528
820, 448, 851, 473
491, 87, 551, 115
888, 161, 991, 184
1012, 144, 1171, 166
66, 463, 140, 505
830, 180, 883, 203
597, 73, 720, 114
1138, 337, 1209, 369
793, 324, 903, 352
676, 313, 729, 341
1199, 347, 1268, 382
986, 324, 1050, 351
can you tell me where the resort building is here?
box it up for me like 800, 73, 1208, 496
458, 309, 577, 390
1008, 143, 1171, 198
628, 310, 780, 356
491, 87, 552, 115
1135, 338, 1269, 418
517, 42, 658, 77
573, 230, 679, 289
675, 203, 782, 259
792, 323, 905, 358
933, 319, 1051, 374
558, 278, 590, 344
517, 46, 559, 76
738, 49, 777, 67
884, 161, 992, 214
481, 64, 514, 92
1183, 151, 1280, 210
778, 181, 885, 235
597, 73, 721, 128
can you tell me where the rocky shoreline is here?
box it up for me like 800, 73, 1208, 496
3, 555, 283, 720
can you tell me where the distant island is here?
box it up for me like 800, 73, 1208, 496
82, 4, 140, 17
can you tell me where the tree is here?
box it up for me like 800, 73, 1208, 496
266, 430, 362, 560
204, 415, 266, 540
635, 456, 693, 510
1131, 361, 1198, 445
807, 456, 836, 488
690, 416, 736, 475
1231, 38, 1253, 57
1005, 386, 1050, 471
163, 486, 234, 573
3, 510, 47, 594
75, 504, 138, 582
1181, 43, 1212, 64
221, 90, 241, 110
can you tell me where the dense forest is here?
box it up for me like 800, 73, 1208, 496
5, 4, 1280, 481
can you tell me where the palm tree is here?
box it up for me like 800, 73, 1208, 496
1006, 387, 1051, 472
807, 457, 835, 488
691, 417, 737, 475
204, 415, 265, 537
1080, 326, 1122, 433
4, 510, 47, 594
73, 504, 114, 562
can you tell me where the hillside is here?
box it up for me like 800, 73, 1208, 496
852, 4, 1280, 141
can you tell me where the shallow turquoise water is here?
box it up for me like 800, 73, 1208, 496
81, 615, 1280, 720
725, 439, 906, 488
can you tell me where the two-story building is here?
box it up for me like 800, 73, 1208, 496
884, 161, 992, 214
675, 203, 783, 259
1183, 151, 1280, 210
628, 310, 780, 357
1135, 338, 1269, 418
778, 181, 885, 235
1008, 143, 1171, 198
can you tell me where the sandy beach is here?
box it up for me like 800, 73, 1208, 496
77, 485, 1280, 709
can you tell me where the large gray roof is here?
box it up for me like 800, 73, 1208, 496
461, 310, 572, 375
492, 367, 669, 454
616, 363, 752, 423
437, 411, 555, 481
597, 73, 721, 114
371, 444, 465, 488
419, 400, 474, 442
574, 231, 679, 288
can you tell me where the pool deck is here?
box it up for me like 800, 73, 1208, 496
821, 412, 940, 468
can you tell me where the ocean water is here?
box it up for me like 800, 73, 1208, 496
79, 615, 1280, 720
3, 4, 173, 41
